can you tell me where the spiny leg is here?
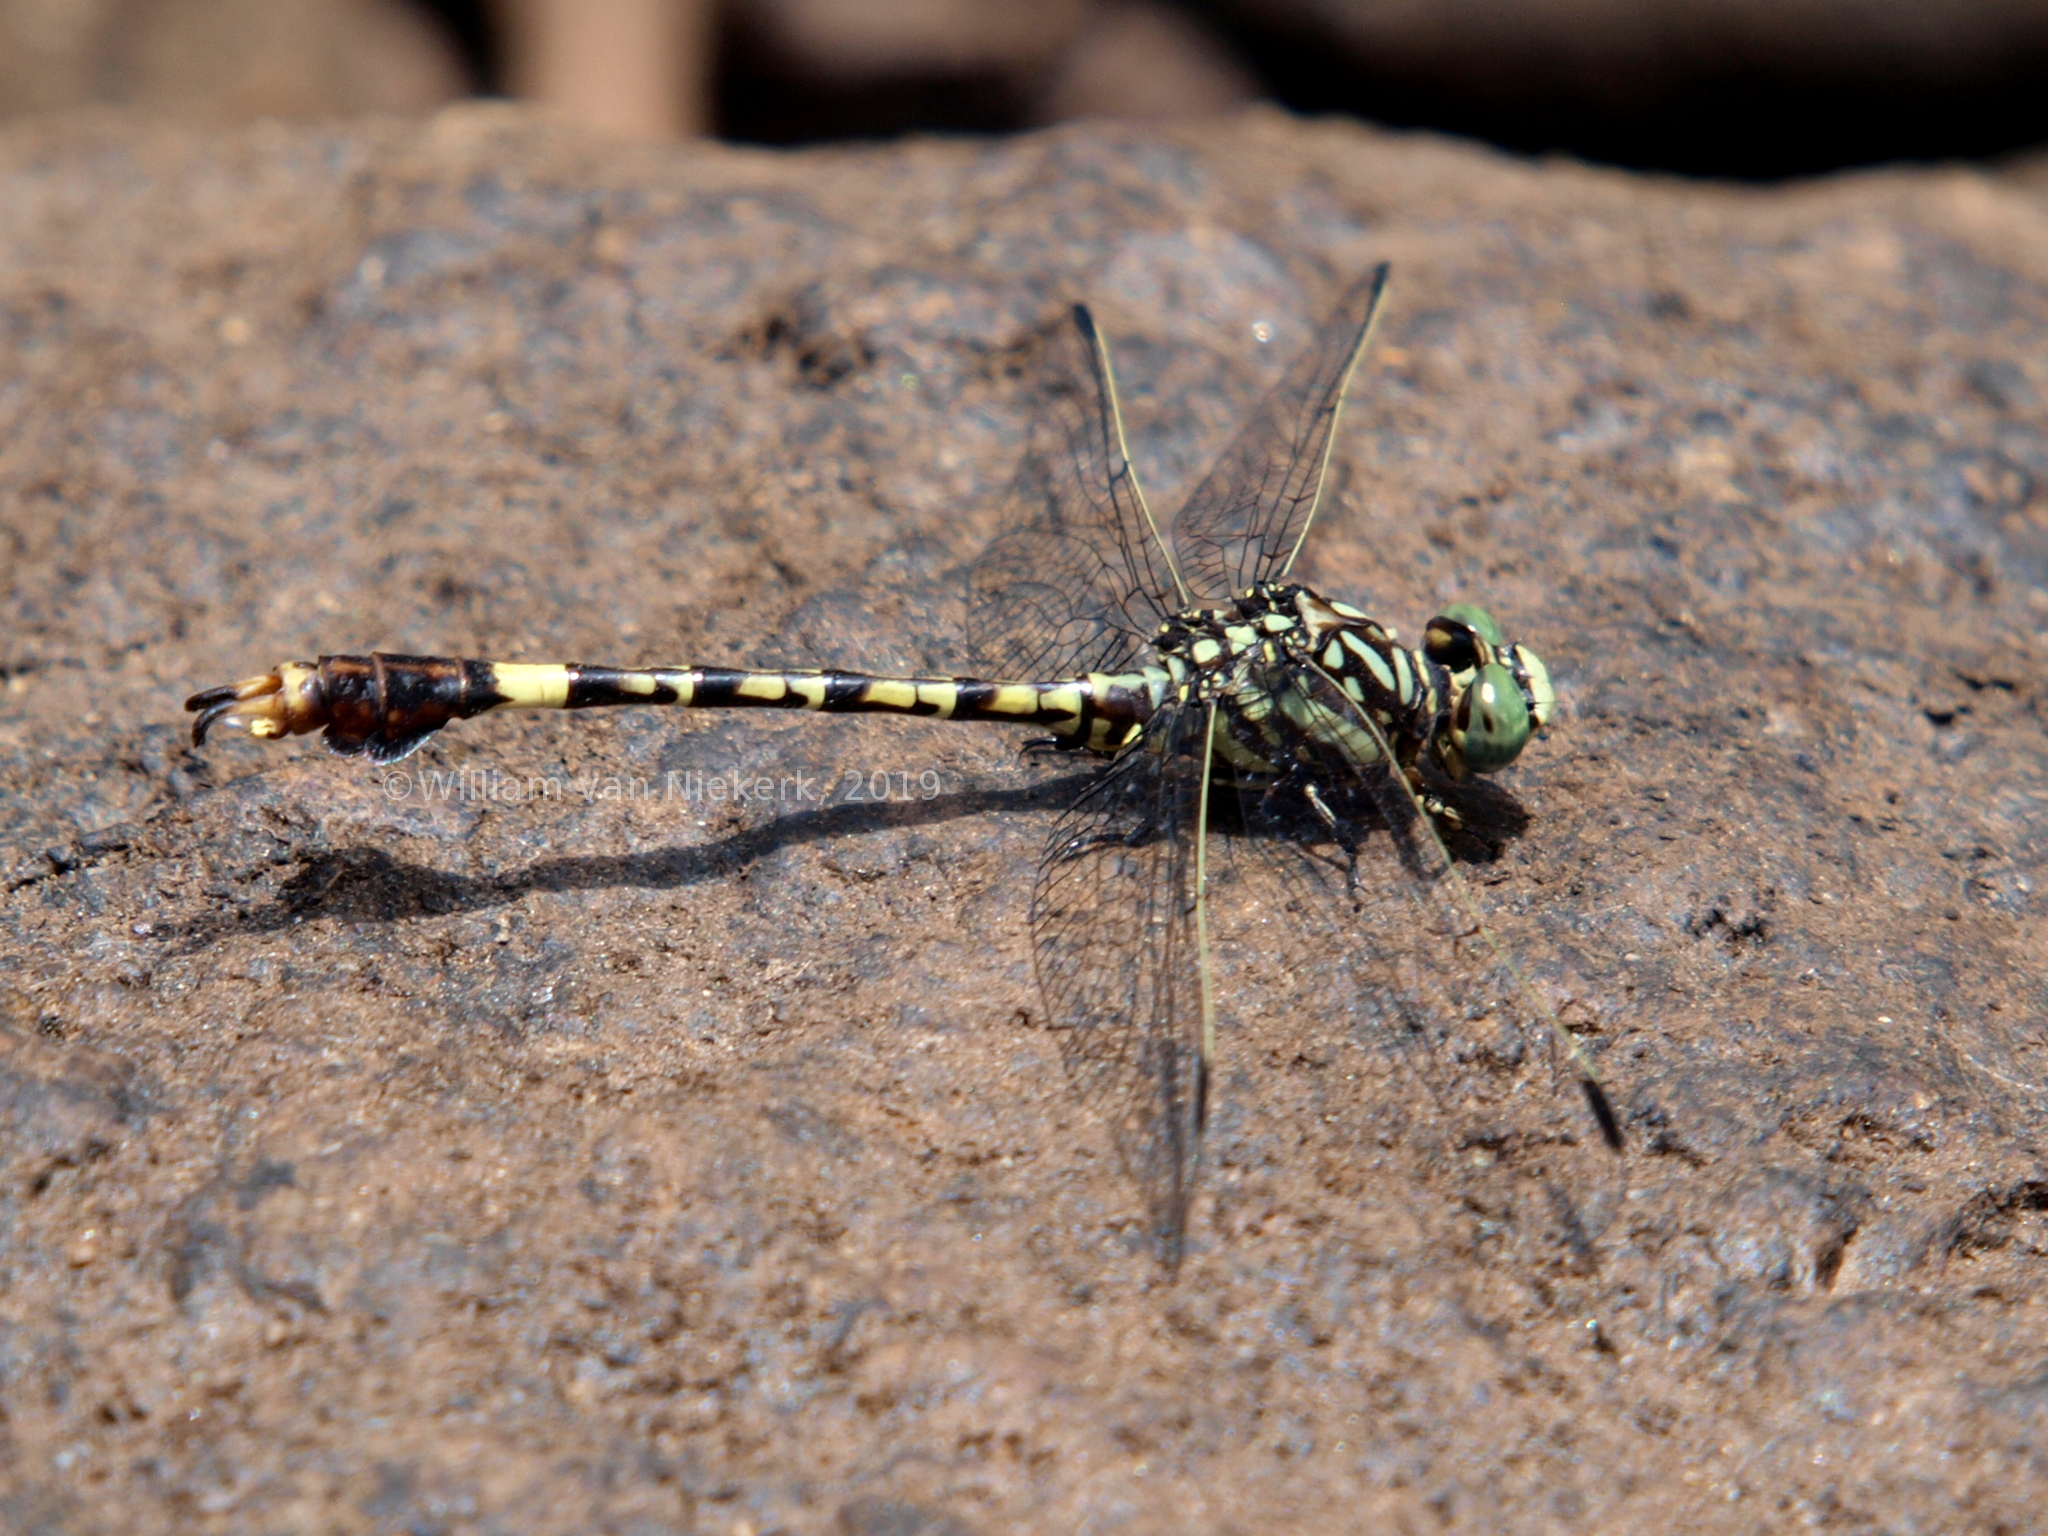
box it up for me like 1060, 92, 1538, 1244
1295, 776, 1373, 900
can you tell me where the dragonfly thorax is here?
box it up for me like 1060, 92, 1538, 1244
1149, 582, 1436, 780
1147, 582, 1553, 784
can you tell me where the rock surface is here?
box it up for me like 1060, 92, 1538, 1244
3, 104, 2048, 1533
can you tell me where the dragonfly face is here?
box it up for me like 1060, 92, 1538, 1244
1422, 602, 1554, 780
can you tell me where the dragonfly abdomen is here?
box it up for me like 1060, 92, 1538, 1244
186, 654, 1163, 763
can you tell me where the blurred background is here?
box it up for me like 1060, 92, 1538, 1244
1, 0, 2046, 177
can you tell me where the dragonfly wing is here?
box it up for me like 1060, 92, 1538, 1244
1171, 265, 1389, 601
1032, 706, 1210, 1265
1218, 668, 1625, 1264
967, 306, 1187, 680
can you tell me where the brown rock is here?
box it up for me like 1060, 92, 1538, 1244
3, 102, 2048, 1531
0, 0, 467, 123
723, 0, 1257, 141
743, 0, 1091, 78
1033, 0, 1260, 123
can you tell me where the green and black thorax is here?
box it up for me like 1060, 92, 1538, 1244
1135, 581, 1556, 789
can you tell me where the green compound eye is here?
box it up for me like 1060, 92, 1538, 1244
1425, 603, 1505, 672
1440, 603, 1505, 647
1453, 660, 1534, 773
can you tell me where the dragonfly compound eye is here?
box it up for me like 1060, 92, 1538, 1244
1424, 602, 1505, 672
1451, 660, 1533, 773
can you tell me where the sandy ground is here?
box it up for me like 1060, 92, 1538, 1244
3, 105, 2047, 1534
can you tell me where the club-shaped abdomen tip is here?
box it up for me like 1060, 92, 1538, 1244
183, 664, 324, 747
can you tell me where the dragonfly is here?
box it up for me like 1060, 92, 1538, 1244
186, 264, 1622, 1266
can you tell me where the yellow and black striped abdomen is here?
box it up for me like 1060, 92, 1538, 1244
185, 654, 1164, 763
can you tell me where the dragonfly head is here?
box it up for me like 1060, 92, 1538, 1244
1423, 603, 1554, 779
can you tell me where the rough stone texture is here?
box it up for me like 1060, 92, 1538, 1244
4, 104, 2048, 1533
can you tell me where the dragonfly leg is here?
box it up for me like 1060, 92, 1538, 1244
1303, 780, 1341, 834
1301, 781, 1368, 895
1402, 761, 1466, 831
1020, 735, 1080, 757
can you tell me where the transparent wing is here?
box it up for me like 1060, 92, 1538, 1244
967, 306, 1189, 680
1307, 661, 1617, 1141
1214, 666, 1625, 1263
1031, 705, 1210, 1265
1171, 265, 1389, 601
